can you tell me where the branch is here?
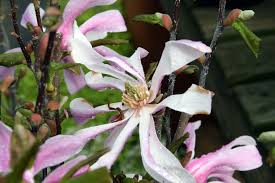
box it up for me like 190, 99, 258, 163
32, 0, 43, 30
35, 31, 56, 114
163, 0, 182, 145
9, 0, 32, 69
199, 0, 227, 87
173, 0, 227, 142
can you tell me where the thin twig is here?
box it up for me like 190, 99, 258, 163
9, 0, 32, 69
173, 0, 227, 142
32, 0, 43, 30
35, 31, 56, 114
199, 0, 227, 87
163, 0, 182, 145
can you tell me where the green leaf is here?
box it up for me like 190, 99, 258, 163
231, 19, 261, 58
60, 148, 109, 182
63, 167, 112, 183
0, 52, 25, 67
181, 65, 199, 75
168, 133, 189, 154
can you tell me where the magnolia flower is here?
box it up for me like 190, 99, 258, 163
0, 120, 129, 183
58, 0, 127, 94
184, 122, 263, 183
18, 1, 127, 94
67, 22, 213, 181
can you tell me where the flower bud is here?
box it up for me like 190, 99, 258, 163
25, 43, 33, 54
46, 119, 57, 136
24, 102, 35, 111
33, 26, 42, 36
224, 9, 241, 26
31, 113, 42, 124
47, 100, 60, 111
238, 10, 255, 21
37, 123, 51, 141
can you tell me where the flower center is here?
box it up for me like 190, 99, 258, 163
122, 82, 150, 109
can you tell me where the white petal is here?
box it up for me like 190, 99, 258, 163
184, 121, 201, 160
153, 84, 212, 115
139, 111, 196, 183
0, 121, 12, 173
150, 40, 211, 101
20, 3, 45, 29
90, 115, 139, 169
85, 72, 125, 91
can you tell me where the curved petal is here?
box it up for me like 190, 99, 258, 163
139, 112, 196, 183
104, 123, 126, 148
184, 121, 201, 160
85, 72, 125, 91
0, 121, 12, 173
186, 137, 262, 183
80, 10, 126, 41
126, 47, 149, 78
64, 69, 86, 94
70, 23, 105, 63
86, 63, 138, 84
34, 117, 131, 175
70, 98, 126, 123
20, 3, 45, 29
153, 84, 212, 115
223, 136, 256, 149
150, 40, 211, 101
59, 0, 117, 47
94, 46, 128, 61
43, 155, 89, 183
90, 115, 139, 169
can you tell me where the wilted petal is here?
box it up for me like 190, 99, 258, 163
20, 3, 45, 29
80, 10, 126, 41
186, 136, 262, 183
85, 72, 125, 91
91, 115, 139, 169
150, 40, 211, 101
184, 121, 201, 160
153, 84, 212, 115
59, 0, 117, 47
70, 98, 127, 123
139, 111, 196, 183
0, 121, 12, 173
64, 69, 86, 94
43, 155, 89, 183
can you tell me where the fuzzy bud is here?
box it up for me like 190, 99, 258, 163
31, 113, 42, 124
46, 120, 57, 136
24, 102, 35, 111
47, 100, 60, 111
25, 43, 33, 54
37, 123, 51, 141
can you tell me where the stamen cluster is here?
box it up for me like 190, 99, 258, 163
122, 82, 150, 109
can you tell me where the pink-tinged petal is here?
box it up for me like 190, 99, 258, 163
186, 137, 262, 183
139, 111, 195, 183
90, 115, 139, 169
0, 121, 12, 173
20, 3, 45, 29
43, 155, 89, 183
59, 0, 117, 47
104, 123, 126, 148
150, 40, 211, 101
75, 109, 134, 141
70, 23, 105, 63
223, 136, 256, 150
85, 72, 125, 91
64, 69, 86, 94
70, 98, 127, 123
34, 117, 131, 175
127, 47, 149, 78
105, 56, 145, 83
33, 135, 86, 174
154, 84, 212, 115
80, 10, 126, 41
184, 121, 201, 160
86, 63, 138, 84
95, 46, 128, 60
